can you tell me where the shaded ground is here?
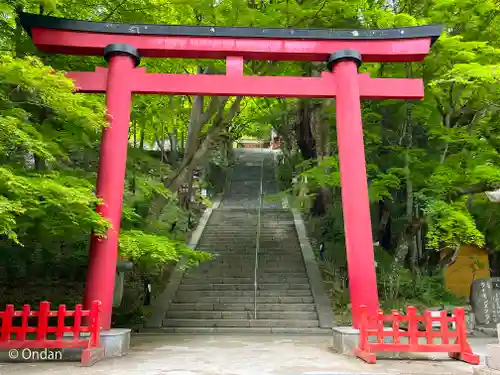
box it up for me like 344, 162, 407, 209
0, 334, 488, 375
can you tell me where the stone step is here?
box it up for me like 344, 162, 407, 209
190, 270, 307, 275
174, 290, 312, 298
173, 296, 314, 304
197, 242, 300, 248
178, 283, 311, 291
187, 271, 306, 277
198, 254, 303, 258
204, 232, 295, 237
197, 237, 297, 241
193, 262, 305, 269
198, 244, 293, 248
213, 210, 290, 214
197, 242, 300, 247
162, 318, 319, 328
195, 259, 305, 264
202, 253, 303, 258
184, 274, 307, 283
194, 259, 304, 264
143, 327, 330, 334
194, 264, 305, 269
165, 310, 318, 320
196, 247, 301, 252
202, 235, 296, 238
194, 262, 305, 267
197, 246, 300, 250
181, 277, 310, 284
169, 303, 317, 311
183, 272, 309, 279
196, 249, 301, 254
203, 225, 294, 229
204, 237, 291, 241
186, 269, 306, 274
197, 249, 302, 254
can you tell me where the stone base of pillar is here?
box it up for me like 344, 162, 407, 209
486, 344, 500, 371
330, 326, 403, 359
59, 328, 131, 362
99, 328, 131, 357
330, 326, 360, 355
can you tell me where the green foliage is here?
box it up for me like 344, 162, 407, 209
119, 230, 211, 270
300, 157, 340, 189
378, 269, 465, 311
0, 53, 109, 245
0, 167, 109, 241
423, 199, 485, 250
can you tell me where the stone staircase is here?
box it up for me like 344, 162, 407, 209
161, 149, 331, 333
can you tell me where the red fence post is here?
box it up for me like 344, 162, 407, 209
392, 310, 400, 345
56, 304, 66, 340
1, 305, 14, 342
353, 305, 376, 363
440, 310, 449, 345
407, 307, 418, 349
424, 311, 433, 344
18, 304, 30, 341
450, 307, 480, 364
74, 304, 82, 340
376, 309, 384, 344
36, 301, 50, 341
89, 301, 101, 347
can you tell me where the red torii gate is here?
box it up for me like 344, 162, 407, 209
20, 13, 442, 330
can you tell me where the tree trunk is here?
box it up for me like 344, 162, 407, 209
132, 120, 137, 194
295, 100, 317, 160
139, 121, 145, 150
377, 198, 392, 250
14, 7, 25, 58
167, 97, 241, 192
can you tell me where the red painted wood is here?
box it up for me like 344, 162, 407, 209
0, 305, 14, 341
36, 302, 50, 340
333, 59, 379, 328
73, 304, 82, 338
18, 305, 30, 341
0, 339, 91, 349
83, 54, 135, 331
56, 305, 66, 339
66, 69, 424, 99
31, 28, 433, 62
392, 310, 400, 344
355, 305, 480, 365
226, 56, 244, 76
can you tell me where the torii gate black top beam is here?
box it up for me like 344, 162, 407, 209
20, 13, 442, 62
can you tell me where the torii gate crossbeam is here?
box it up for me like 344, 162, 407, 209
20, 12, 442, 331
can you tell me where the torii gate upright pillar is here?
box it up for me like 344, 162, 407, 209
84, 44, 139, 330
328, 50, 379, 326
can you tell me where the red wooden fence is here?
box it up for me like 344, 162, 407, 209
355, 305, 479, 364
0, 301, 103, 366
